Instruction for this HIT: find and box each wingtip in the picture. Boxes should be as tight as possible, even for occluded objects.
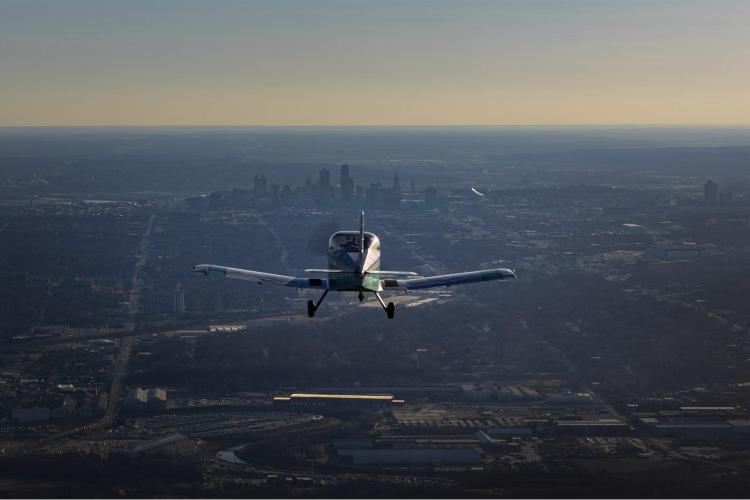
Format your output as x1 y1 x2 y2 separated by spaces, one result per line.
499 268 517 279
193 264 209 275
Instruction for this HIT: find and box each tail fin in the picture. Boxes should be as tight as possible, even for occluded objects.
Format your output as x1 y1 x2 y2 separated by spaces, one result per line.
359 210 365 274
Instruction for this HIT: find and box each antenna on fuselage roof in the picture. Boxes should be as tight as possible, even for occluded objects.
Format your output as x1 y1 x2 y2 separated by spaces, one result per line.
358 210 365 274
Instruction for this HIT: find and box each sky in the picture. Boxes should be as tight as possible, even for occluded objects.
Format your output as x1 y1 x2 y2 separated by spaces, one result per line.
1 0 748 126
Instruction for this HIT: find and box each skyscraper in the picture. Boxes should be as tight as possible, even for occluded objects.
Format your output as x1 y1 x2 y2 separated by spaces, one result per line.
391 172 402 209
318 168 331 190
173 284 185 314
317 168 331 203
340 164 354 201
704 179 718 205
253 175 268 197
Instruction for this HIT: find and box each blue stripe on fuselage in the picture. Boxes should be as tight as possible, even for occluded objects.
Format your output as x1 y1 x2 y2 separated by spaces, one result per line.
329 249 360 273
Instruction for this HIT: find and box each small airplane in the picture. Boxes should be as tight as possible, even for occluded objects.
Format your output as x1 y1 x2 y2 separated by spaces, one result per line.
193 211 515 319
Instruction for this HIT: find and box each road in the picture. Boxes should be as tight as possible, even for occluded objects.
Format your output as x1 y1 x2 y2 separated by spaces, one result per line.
102 214 154 421
31 214 154 450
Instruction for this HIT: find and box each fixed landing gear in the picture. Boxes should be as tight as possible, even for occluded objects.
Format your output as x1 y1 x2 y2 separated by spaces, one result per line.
307 290 395 319
375 292 395 319
307 290 328 317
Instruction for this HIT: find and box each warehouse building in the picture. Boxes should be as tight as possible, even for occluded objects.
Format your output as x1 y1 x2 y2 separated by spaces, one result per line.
273 393 404 408
124 387 168 411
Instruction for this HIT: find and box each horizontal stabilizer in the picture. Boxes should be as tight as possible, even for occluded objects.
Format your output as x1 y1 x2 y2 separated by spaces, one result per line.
305 269 418 277
374 271 420 277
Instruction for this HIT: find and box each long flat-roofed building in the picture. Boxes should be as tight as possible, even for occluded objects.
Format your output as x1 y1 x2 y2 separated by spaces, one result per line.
273 393 403 408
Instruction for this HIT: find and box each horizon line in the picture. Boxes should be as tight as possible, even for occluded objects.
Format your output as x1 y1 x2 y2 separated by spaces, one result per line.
2 122 750 130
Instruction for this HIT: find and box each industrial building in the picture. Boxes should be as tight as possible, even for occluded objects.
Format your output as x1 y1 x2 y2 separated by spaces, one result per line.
273 393 403 408
124 387 168 411
555 419 630 436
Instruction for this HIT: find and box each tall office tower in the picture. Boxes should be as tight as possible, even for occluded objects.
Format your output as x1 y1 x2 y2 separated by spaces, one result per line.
317 168 331 203
281 184 292 204
340 164 350 184
704 179 718 205
173 284 185 314
318 168 331 190
391 172 402 209
340 164 354 201
253 175 268 197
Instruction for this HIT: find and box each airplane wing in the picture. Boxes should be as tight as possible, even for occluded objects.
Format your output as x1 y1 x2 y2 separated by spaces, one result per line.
380 268 515 290
193 264 327 289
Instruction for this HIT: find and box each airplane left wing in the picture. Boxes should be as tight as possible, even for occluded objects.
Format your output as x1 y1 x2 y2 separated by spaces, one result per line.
380 268 515 290
193 264 328 289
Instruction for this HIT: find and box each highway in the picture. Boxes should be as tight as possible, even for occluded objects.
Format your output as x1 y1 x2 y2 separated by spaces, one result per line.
30 214 154 450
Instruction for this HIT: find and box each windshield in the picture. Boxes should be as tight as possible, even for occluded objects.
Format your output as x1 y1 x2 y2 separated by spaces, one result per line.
329 232 377 252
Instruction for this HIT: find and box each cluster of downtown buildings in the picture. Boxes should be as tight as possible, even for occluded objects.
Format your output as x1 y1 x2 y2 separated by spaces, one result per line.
185 164 450 211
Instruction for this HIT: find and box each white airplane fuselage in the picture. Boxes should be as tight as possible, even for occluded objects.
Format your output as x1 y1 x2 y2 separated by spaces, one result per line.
326 231 382 292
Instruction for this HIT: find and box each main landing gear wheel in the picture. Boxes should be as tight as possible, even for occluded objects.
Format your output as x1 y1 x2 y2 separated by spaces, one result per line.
307 290 328 318
374 292 395 319
386 302 395 319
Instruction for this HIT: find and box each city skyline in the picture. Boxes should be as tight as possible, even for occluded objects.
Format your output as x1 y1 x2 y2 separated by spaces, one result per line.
1 0 749 127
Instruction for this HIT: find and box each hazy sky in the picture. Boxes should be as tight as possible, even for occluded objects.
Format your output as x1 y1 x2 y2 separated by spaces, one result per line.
1 0 748 126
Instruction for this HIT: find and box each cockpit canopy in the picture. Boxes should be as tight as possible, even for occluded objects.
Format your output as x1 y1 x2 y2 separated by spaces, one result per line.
329 231 380 252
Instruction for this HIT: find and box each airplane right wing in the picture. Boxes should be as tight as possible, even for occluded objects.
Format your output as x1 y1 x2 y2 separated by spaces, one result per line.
380 268 515 290
193 264 328 289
